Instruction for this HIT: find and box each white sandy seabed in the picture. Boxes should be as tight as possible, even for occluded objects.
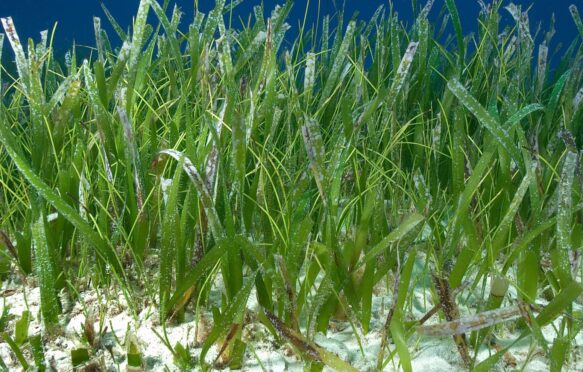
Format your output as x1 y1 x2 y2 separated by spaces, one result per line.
1 266 582 371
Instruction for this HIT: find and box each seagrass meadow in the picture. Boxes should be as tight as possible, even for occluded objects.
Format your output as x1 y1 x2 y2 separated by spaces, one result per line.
0 0 582 370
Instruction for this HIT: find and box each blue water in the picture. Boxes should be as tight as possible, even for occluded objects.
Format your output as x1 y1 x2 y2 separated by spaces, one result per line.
0 1 579 58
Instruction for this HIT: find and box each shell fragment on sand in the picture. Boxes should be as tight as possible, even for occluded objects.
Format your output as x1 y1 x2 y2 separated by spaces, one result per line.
417 302 534 337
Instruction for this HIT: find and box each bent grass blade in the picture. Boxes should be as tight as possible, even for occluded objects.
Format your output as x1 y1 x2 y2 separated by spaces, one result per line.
359 213 424 268
158 149 225 240
447 78 522 165
503 103 544 128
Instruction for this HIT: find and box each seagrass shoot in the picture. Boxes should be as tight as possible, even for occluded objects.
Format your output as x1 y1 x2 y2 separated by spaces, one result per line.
0 0 582 370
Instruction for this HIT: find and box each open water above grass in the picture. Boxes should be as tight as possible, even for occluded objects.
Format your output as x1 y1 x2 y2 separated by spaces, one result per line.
0 0 579 56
